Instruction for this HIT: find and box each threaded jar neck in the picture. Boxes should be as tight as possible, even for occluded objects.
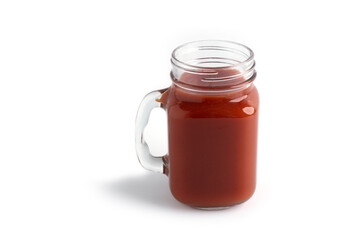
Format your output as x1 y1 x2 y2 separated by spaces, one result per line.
171 40 256 93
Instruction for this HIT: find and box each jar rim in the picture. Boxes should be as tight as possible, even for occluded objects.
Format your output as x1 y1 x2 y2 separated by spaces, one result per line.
171 40 255 72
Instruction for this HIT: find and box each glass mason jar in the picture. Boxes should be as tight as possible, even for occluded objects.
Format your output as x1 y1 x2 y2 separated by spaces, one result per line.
135 40 258 209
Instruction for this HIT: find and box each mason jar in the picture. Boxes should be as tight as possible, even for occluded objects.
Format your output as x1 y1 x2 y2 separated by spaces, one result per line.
136 40 259 209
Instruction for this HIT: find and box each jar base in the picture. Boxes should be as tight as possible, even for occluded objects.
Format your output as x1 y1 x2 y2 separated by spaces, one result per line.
190 201 246 210
192 206 232 210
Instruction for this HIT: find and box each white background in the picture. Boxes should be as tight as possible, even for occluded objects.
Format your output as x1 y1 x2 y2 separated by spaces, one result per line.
0 0 359 239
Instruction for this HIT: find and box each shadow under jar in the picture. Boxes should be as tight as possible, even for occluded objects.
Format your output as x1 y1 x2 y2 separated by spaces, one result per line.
135 40 259 209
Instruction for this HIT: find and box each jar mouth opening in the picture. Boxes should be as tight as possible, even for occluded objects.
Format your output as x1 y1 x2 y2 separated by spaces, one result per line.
171 40 254 72
170 40 256 91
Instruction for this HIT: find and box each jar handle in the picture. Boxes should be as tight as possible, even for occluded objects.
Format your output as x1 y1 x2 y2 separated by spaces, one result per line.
135 88 168 174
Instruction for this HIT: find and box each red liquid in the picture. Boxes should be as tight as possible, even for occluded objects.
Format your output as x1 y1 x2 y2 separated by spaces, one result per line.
161 70 259 207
